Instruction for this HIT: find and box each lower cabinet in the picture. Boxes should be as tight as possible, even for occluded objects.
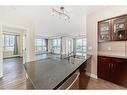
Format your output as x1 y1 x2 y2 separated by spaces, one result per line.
98 56 127 88
98 56 111 81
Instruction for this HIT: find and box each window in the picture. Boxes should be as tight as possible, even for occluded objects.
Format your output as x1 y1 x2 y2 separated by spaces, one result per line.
4 35 15 51
35 38 47 53
76 38 86 56
52 39 61 54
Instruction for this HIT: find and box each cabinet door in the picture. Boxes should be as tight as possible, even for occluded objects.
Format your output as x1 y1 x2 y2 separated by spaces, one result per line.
109 58 120 83
98 56 127 87
111 58 127 87
98 20 111 42
98 56 110 81
122 60 127 87
112 16 127 41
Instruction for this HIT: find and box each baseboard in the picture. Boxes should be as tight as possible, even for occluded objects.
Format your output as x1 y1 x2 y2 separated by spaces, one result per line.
86 72 98 79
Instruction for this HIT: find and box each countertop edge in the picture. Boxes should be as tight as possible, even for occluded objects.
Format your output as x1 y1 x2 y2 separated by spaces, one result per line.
98 54 127 59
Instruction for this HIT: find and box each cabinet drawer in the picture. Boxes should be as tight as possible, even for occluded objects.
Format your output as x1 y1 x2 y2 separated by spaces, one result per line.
113 58 126 63
98 56 111 62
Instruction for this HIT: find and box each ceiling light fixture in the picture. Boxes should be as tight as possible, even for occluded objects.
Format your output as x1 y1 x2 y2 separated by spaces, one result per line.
51 6 70 23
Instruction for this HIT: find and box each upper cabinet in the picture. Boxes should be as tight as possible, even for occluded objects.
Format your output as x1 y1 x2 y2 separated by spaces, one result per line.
98 15 127 42
112 16 127 41
98 20 111 42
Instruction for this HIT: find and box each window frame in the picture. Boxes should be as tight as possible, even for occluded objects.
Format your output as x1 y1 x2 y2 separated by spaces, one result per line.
35 38 47 53
4 34 15 51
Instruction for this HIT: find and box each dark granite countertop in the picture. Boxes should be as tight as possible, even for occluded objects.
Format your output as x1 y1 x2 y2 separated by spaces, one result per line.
24 54 91 89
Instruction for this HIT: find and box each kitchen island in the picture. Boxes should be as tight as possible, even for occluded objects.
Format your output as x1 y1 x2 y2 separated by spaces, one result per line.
24 54 91 89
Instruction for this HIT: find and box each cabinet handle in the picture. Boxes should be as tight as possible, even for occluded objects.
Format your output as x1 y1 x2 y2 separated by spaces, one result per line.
111 64 113 68
109 63 113 68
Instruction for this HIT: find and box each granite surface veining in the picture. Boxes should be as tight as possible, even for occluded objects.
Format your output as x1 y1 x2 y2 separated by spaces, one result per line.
24 54 91 89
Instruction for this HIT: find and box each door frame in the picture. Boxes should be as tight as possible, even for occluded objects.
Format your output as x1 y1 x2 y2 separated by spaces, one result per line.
0 24 29 77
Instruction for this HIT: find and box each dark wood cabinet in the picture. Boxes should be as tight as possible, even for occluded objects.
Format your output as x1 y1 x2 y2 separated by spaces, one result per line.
112 58 127 87
98 15 127 42
112 16 127 41
98 56 111 81
98 20 111 42
98 56 127 87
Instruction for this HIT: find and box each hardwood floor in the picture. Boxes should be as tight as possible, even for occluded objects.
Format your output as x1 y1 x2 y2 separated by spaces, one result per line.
0 57 26 89
86 77 126 89
0 57 126 89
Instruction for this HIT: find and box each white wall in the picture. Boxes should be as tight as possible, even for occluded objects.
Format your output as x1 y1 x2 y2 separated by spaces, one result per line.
86 6 127 77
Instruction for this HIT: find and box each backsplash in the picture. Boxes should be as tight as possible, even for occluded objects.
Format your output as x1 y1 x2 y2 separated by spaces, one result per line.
98 41 127 57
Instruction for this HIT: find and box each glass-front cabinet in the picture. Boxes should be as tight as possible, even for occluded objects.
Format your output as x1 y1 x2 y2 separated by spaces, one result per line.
98 20 111 42
112 16 127 41
98 15 127 42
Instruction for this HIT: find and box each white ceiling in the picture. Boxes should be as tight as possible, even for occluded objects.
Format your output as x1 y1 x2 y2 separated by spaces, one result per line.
0 6 106 37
